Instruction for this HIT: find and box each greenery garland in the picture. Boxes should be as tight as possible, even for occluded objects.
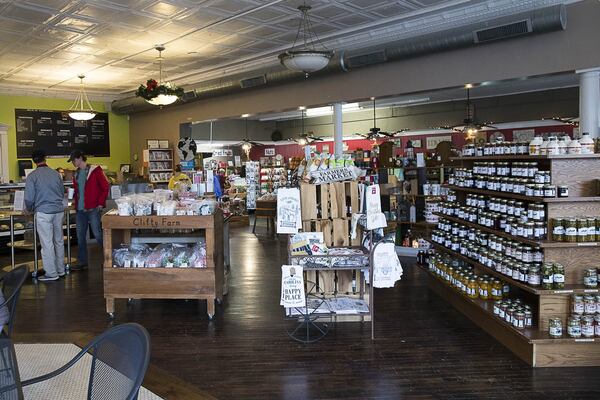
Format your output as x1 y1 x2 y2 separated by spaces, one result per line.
135 79 184 101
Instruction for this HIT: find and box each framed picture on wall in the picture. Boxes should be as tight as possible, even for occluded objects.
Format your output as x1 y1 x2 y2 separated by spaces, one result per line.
426 135 452 150
265 148 275 156
159 140 170 149
411 139 422 148
146 139 159 149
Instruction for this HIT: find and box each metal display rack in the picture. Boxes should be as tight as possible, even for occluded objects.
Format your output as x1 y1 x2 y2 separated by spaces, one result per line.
285 229 381 343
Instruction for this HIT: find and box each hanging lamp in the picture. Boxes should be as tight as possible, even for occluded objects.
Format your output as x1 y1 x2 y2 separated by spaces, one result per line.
278 2 333 77
136 45 183 106
68 74 96 121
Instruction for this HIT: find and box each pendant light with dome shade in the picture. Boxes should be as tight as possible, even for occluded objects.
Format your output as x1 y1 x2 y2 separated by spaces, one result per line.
278 2 333 77
135 45 184 107
68 74 96 121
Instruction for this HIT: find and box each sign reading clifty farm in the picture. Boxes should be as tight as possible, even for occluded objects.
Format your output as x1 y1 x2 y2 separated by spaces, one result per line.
132 217 182 228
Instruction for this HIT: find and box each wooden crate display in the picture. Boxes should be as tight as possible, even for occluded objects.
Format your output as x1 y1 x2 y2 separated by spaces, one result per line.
300 181 359 221
102 210 224 319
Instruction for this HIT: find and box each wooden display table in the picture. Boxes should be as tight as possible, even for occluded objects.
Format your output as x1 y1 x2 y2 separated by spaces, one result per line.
102 210 224 320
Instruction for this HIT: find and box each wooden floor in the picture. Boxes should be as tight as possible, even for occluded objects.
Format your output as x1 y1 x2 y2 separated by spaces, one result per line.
4 223 600 399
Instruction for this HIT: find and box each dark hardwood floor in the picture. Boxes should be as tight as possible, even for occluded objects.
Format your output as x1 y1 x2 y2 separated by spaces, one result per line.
4 222 600 399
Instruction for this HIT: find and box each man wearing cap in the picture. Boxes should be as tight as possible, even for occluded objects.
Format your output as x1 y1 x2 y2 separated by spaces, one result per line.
69 150 109 270
24 150 66 282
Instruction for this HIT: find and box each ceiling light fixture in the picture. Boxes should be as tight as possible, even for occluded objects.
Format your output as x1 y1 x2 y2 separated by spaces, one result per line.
278 2 333 77
135 45 183 107
68 74 96 121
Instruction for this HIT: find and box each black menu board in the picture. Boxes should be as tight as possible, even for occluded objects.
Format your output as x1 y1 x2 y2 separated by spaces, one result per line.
15 109 110 158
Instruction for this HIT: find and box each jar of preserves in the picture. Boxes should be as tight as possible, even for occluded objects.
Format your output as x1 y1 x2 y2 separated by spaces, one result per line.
491 280 503 300
581 315 595 338
596 218 600 242
584 294 597 314
577 218 589 243
553 263 565 289
564 218 578 243
519 265 529 282
532 247 543 263
567 316 582 338
528 266 541 286
584 268 598 288
596 294 600 312
503 283 510 298
505 307 515 324
534 222 546 240
479 280 490 300
542 263 554 289
524 309 533 327
498 302 508 319
513 311 526 329
552 218 565 242
543 184 556 198
558 185 569 197
588 218 597 242
549 317 563 338
595 314 600 338
467 278 478 299
572 294 585 315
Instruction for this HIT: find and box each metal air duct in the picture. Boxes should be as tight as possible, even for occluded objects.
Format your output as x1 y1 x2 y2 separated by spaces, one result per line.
112 4 566 115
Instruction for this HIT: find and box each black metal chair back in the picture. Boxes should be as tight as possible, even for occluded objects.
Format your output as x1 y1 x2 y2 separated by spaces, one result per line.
22 323 150 400
88 323 151 400
1 266 29 338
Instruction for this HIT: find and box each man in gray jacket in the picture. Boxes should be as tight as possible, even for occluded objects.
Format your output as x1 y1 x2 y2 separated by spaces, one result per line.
24 149 66 282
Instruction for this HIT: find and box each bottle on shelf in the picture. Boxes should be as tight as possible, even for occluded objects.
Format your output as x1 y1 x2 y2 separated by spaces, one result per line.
529 134 543 155
546 136 559 156
580 132 595 154
567 138 582 155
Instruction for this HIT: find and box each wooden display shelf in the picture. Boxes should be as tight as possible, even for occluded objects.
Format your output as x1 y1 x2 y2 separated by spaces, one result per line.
418 263 600 367
445 185 600 203
451 154 600 161
102 210 224 320
148 169 173 172
426 240 595 295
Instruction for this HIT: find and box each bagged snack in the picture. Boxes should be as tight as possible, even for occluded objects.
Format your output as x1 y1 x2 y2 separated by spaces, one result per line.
145 244 173 268
188 243 207 268
172 244 191 268
133 194 153 216
116 195 133 216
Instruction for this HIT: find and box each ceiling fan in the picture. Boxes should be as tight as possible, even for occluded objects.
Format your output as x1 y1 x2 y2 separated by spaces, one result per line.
289 108 324 145
235 116 264 152
446 85 498 136
355 98 408 140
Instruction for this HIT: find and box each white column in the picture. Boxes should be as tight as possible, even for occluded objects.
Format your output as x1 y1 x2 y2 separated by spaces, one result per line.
578 68 600 138
333 102 343 157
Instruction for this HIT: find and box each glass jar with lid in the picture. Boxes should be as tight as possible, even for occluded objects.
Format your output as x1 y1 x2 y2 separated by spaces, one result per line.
542 263 554 290
564 218 578 243
553 263 565 289
491 280 503 300
584 268 598 288
519 265 529 283
581 315 595 338
577 218 589 243
513 312 526 329
528 266 541 286
595 314 600 338
552 218 565 242
584 294 597 314
505 307 515 324
479 280 490 300
568 316 582 338
587 218 597 242
549 317 563 338
572 294 585 315
467 278 478 299
524 309 533 327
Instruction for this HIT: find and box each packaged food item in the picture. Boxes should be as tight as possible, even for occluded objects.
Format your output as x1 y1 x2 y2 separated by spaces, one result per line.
133 194 153 216
116 196 134 216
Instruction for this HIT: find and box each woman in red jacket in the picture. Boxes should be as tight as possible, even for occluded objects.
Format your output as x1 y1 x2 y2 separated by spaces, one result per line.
69 150 109 271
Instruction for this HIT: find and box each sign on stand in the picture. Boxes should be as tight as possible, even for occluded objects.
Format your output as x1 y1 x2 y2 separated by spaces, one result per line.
280 265 306 308
309 166 358 184
277 188 302 234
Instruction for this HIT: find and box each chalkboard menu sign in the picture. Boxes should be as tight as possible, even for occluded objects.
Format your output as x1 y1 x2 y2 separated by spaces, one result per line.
15 109 110 159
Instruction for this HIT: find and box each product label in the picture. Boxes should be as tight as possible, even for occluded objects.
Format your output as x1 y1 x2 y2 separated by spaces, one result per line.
574 303 585 314
553 274 565 283
549 326 562 336
565 227 577 236
582 326 594 337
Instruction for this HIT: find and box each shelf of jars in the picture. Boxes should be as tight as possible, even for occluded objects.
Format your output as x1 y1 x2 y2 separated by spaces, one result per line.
425 239 596 296
416 262 600 344
421 139 600 367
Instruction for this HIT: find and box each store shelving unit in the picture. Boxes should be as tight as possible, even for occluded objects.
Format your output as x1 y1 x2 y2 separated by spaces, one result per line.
102 209 224 320
147 148 174 184
423 153 600 367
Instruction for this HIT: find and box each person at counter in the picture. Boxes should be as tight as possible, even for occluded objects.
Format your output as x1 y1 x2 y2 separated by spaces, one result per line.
168 164 191 190
24 150 66 282
68 149 109 271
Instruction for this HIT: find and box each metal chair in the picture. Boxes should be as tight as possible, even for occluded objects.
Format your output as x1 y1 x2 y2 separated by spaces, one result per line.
0 266 29 338
22 323 151 400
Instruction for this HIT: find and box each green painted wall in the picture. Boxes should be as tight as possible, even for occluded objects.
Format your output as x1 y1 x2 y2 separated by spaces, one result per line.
0 94 130 181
